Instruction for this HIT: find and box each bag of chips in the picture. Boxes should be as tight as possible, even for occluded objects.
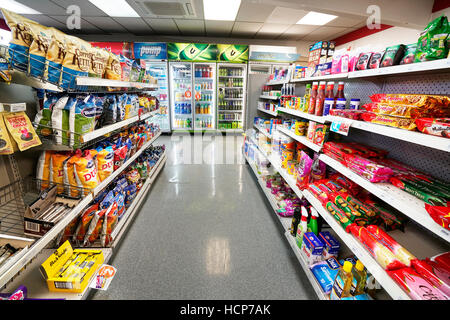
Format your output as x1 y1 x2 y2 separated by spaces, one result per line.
46 28 68 85
61 36 92 90
101 202 119 247
89 47 109 78
124 183 137 209
51 95 70 145
84 207 106 246
415 15 450 62
51 152 71 194
34 94 59 137
71 149 99 194
28 24 53 78
3 111 41 151
0 53 12 83
69 95 96 148
95 145 114 182
73 203 98 243
36 150 53 189
104 51 121 80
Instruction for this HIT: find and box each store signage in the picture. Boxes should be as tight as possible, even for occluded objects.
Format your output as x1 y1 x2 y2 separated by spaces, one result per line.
217 44 249 63
168 43 217 61
330 119 352 136
132 42 167 60
249 51 300 63
90 41 133 58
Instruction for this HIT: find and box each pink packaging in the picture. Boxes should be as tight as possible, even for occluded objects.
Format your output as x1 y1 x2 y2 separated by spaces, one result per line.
331 49 349 74
412 259 450 297
296 151 313 190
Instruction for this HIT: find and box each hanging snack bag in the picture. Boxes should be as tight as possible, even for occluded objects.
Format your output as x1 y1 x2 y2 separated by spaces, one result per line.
51 152 71 194
400 44 417 64
51 95 70 145
415 15 450 62
36 150 53 189
100 190 115 210
3 111 41 151
0 113 17 155
72 149 99 194
34 94 59 137
380 45 406 67
119 55 132 82
28 25 53 78
46 28 68 85
89 47 109 78
115 192 125 218
126 169 142 191
124 183 137 209
117 94 127 121
64 151 81 198
61 36 92 90
105 51 121 80
69 95 96 148
95 145 114 182
73 203 98 243
101 95 118 126
1 9 36 71
114 144 128 171
84 206 108 246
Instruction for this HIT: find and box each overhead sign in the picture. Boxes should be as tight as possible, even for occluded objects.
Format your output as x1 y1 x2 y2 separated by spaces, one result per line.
90 41 133 58
249 51 300 63
168 43 217 61
217 44 249 63
132 42 167 60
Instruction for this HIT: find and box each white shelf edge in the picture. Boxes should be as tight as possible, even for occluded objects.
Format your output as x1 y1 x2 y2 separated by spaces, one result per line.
76 76 158 89
259 95 280 100
277 126 322 153
319 154 450 243
253 124 272 139
302 190 410 300
291 73 349 83
257 107 278 117
277 107 327 124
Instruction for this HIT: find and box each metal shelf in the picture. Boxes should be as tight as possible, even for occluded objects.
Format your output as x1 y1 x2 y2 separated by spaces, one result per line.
277 126 322 153
257 107 278 117
253 124 272 139
259 95 280 100
265 79 289 85
291 73 349 83
319 154 450 243
277 107 327 123
76 77 158 90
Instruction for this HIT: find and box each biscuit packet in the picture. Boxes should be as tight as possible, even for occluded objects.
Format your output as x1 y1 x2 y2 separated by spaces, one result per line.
3 111 41 151
89 47 109 78
46 28 68 85
104 51 121 81
1 8 36 71
28 24 53 79
61 36 92 90
0 113 17 155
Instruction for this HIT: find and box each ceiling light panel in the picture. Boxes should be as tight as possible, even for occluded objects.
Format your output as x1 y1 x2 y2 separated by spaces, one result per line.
203 0 241 21
88 0 140 17
296 11 337 25
0 0 41 14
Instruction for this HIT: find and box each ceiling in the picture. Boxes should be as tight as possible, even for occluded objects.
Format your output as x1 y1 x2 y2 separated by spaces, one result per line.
1 0 368 41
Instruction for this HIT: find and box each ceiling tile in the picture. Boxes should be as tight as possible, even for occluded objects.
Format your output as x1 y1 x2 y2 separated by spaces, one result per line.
278 24 320 40
231 22 263 37
205 20 234 36
257 23 290 35
326 16 366 28
113 17 152 34
50 15 104 33
174 19 205 36
265 7 308 24
235 2 275 22
50 0 109 17
299 26 349 41
22 14 68 30
144 18 180 35
16 0 67 15
83 16 128 33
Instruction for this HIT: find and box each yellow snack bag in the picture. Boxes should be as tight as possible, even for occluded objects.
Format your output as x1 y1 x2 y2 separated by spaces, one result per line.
104 51 121 80
0 113 17 155
95 146 114 182
72 150 99 195
29 24 53 79
51 152 71 194
64 153 79 198
36 150 53 189
46 28 68 85
3 111 41 151
61 36 92 90
89 47 109 78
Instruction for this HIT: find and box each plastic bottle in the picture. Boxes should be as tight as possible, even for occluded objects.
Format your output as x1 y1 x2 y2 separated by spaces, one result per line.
330 261 354 300
325 81 335 99
314 81 326 116
351 260 367 296
290 207 302 237
303 84 312 113
307 207 319 235
308 82 318 114
295 206 309 248
335 81 346 102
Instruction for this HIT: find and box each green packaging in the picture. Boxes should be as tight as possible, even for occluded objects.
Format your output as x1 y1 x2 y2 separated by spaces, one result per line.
415 15 450 62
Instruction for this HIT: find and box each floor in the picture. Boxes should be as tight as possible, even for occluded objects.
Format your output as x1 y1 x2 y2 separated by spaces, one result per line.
91 133 316 300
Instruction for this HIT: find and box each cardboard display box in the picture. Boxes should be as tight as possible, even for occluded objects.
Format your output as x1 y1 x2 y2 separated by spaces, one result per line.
0 233 35 276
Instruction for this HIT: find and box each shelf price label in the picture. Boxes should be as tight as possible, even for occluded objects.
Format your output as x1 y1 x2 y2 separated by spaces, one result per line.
330 118 352 136
90 264 117 291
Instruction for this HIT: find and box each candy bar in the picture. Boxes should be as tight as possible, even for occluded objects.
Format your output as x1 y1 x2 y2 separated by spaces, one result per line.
416 118 450 138
361 112 417 130
390 176 448 206
324 202 352 232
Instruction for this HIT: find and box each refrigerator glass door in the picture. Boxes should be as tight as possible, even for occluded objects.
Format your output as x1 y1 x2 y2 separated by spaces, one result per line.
193 62 216 130
169 62 193 130
217 63 247 131
146 61 170 132
249 63 271 74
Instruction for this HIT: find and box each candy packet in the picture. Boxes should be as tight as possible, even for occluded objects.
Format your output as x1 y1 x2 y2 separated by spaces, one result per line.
0 113 17 155
3 111 41 151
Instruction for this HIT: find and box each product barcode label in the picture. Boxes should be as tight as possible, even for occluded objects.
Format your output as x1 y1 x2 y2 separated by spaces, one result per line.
25 221 40 232
54 282 73 289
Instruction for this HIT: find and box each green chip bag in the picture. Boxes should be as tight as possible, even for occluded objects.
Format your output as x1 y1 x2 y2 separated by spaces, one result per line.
415 15 450 62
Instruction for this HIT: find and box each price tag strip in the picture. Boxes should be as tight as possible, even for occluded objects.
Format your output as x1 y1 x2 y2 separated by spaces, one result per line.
330 118 353 136
90 264 117 291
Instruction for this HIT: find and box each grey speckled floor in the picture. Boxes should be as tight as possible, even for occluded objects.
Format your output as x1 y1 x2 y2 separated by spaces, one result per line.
91 134 316 300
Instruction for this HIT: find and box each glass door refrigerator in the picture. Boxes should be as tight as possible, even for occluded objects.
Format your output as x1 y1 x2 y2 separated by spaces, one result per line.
193 62 216 130
217 63 247 132
146 61 170 132
169 62 193 130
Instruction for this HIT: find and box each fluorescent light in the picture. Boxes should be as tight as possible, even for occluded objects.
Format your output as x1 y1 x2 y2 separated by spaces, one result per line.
89 0 140 17
1 0 41 14
296 11 337 25
203 0 241 21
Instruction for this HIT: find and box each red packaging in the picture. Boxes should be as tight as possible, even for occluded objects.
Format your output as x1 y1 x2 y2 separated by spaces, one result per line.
317 183 333 195
425 204 450 230
426 258 450 286
388 267 449 300
431 252 450 272
368 51 384 69
114 145 128 170
355 52 373 70
102 202 119 247
308 184 329 205
74 203 99 242
350 224 405 270
415 118 450 138
324 180 348 193
412 259 450 297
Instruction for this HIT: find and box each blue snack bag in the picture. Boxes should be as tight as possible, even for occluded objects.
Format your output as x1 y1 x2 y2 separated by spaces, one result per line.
124 183 137 209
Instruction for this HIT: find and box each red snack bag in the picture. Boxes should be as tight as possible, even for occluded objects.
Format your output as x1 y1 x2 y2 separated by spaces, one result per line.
387 267 449 300
350 224 405 270
431 252 450 272
101 202 119 247
317 183 333 195
307 184 329 205
366 225 416 267
58 216 79 246
425 258 450 286
325 180 348 193
114 145 128 170
425 204 450 230
74 203 98 243
412 259 450 297
355 52 373 71
415 118 450 138
85 207 107 246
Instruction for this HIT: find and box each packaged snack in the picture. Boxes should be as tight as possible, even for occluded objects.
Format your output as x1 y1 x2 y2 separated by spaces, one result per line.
105 51 121 80
366 225 416 267
3 111 42 151
328 193 367 226
425 204 450 230
310 257 342 294
84 207 107 246
415 15 450 62
308 184 329 204
400 43 417 64
329 109 364 120
361 112 417 130
363 102 449 119
100 191 115 210
89 47 109 78
28 25 53 78
355 52 372 71
119 55 132 82
390 176 447 206
295 151 313 190
325 202 352 232
101 95 118 126
35 94 59 137
57 216 79 246
415 118 450 138
368 50 384 69
324 180 347 194
46 28 68 85
71 149 99 194
51 96 70 145
101 202 119 247
426 257 450 286
342 194 377 221
380 45 405 67
369 93 450 108
1 9 36 71
318 231 340 259
0 53 12 83
124 183 137 209
366 201 406 231
300 232 325 266
114 145 128 171
350 225 405 270
126 169 141 186
430 251 450 271
36 150 53 189
313 124 329 146
69 96 96 148
388 267 449 300
0 113 16 155
61 36 92 90
306 121 316 141
73 203 98 242
412 259 450 296
95 145 114 182
115 193 125 219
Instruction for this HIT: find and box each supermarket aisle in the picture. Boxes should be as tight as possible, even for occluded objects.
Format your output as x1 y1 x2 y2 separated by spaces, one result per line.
91 134 316 300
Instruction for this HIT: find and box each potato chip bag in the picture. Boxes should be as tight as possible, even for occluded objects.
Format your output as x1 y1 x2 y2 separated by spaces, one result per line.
95 145 114 182
101 202 119 247
51 95 70 145
57 215 79 246
72 150 99 194
34 94 59 137
51 152 71 194
28 24 53 78
85 205 110 246
46 28 68 85
73 203 98 243
61 36 92 90
3 111 41 151
64 151 81 197
89 47 109 78
0 54 12 83
69 96 96 148
36 150 53 189
105 51 121 80
0 113 16 155
1 9 36 71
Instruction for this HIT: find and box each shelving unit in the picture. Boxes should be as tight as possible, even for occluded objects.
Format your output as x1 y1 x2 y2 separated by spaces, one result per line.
75 77 158 90
257 106 278 117
291 73 349 83
277 107 327 123
253 124 272 139
277 126 322 153
259 95 280 100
